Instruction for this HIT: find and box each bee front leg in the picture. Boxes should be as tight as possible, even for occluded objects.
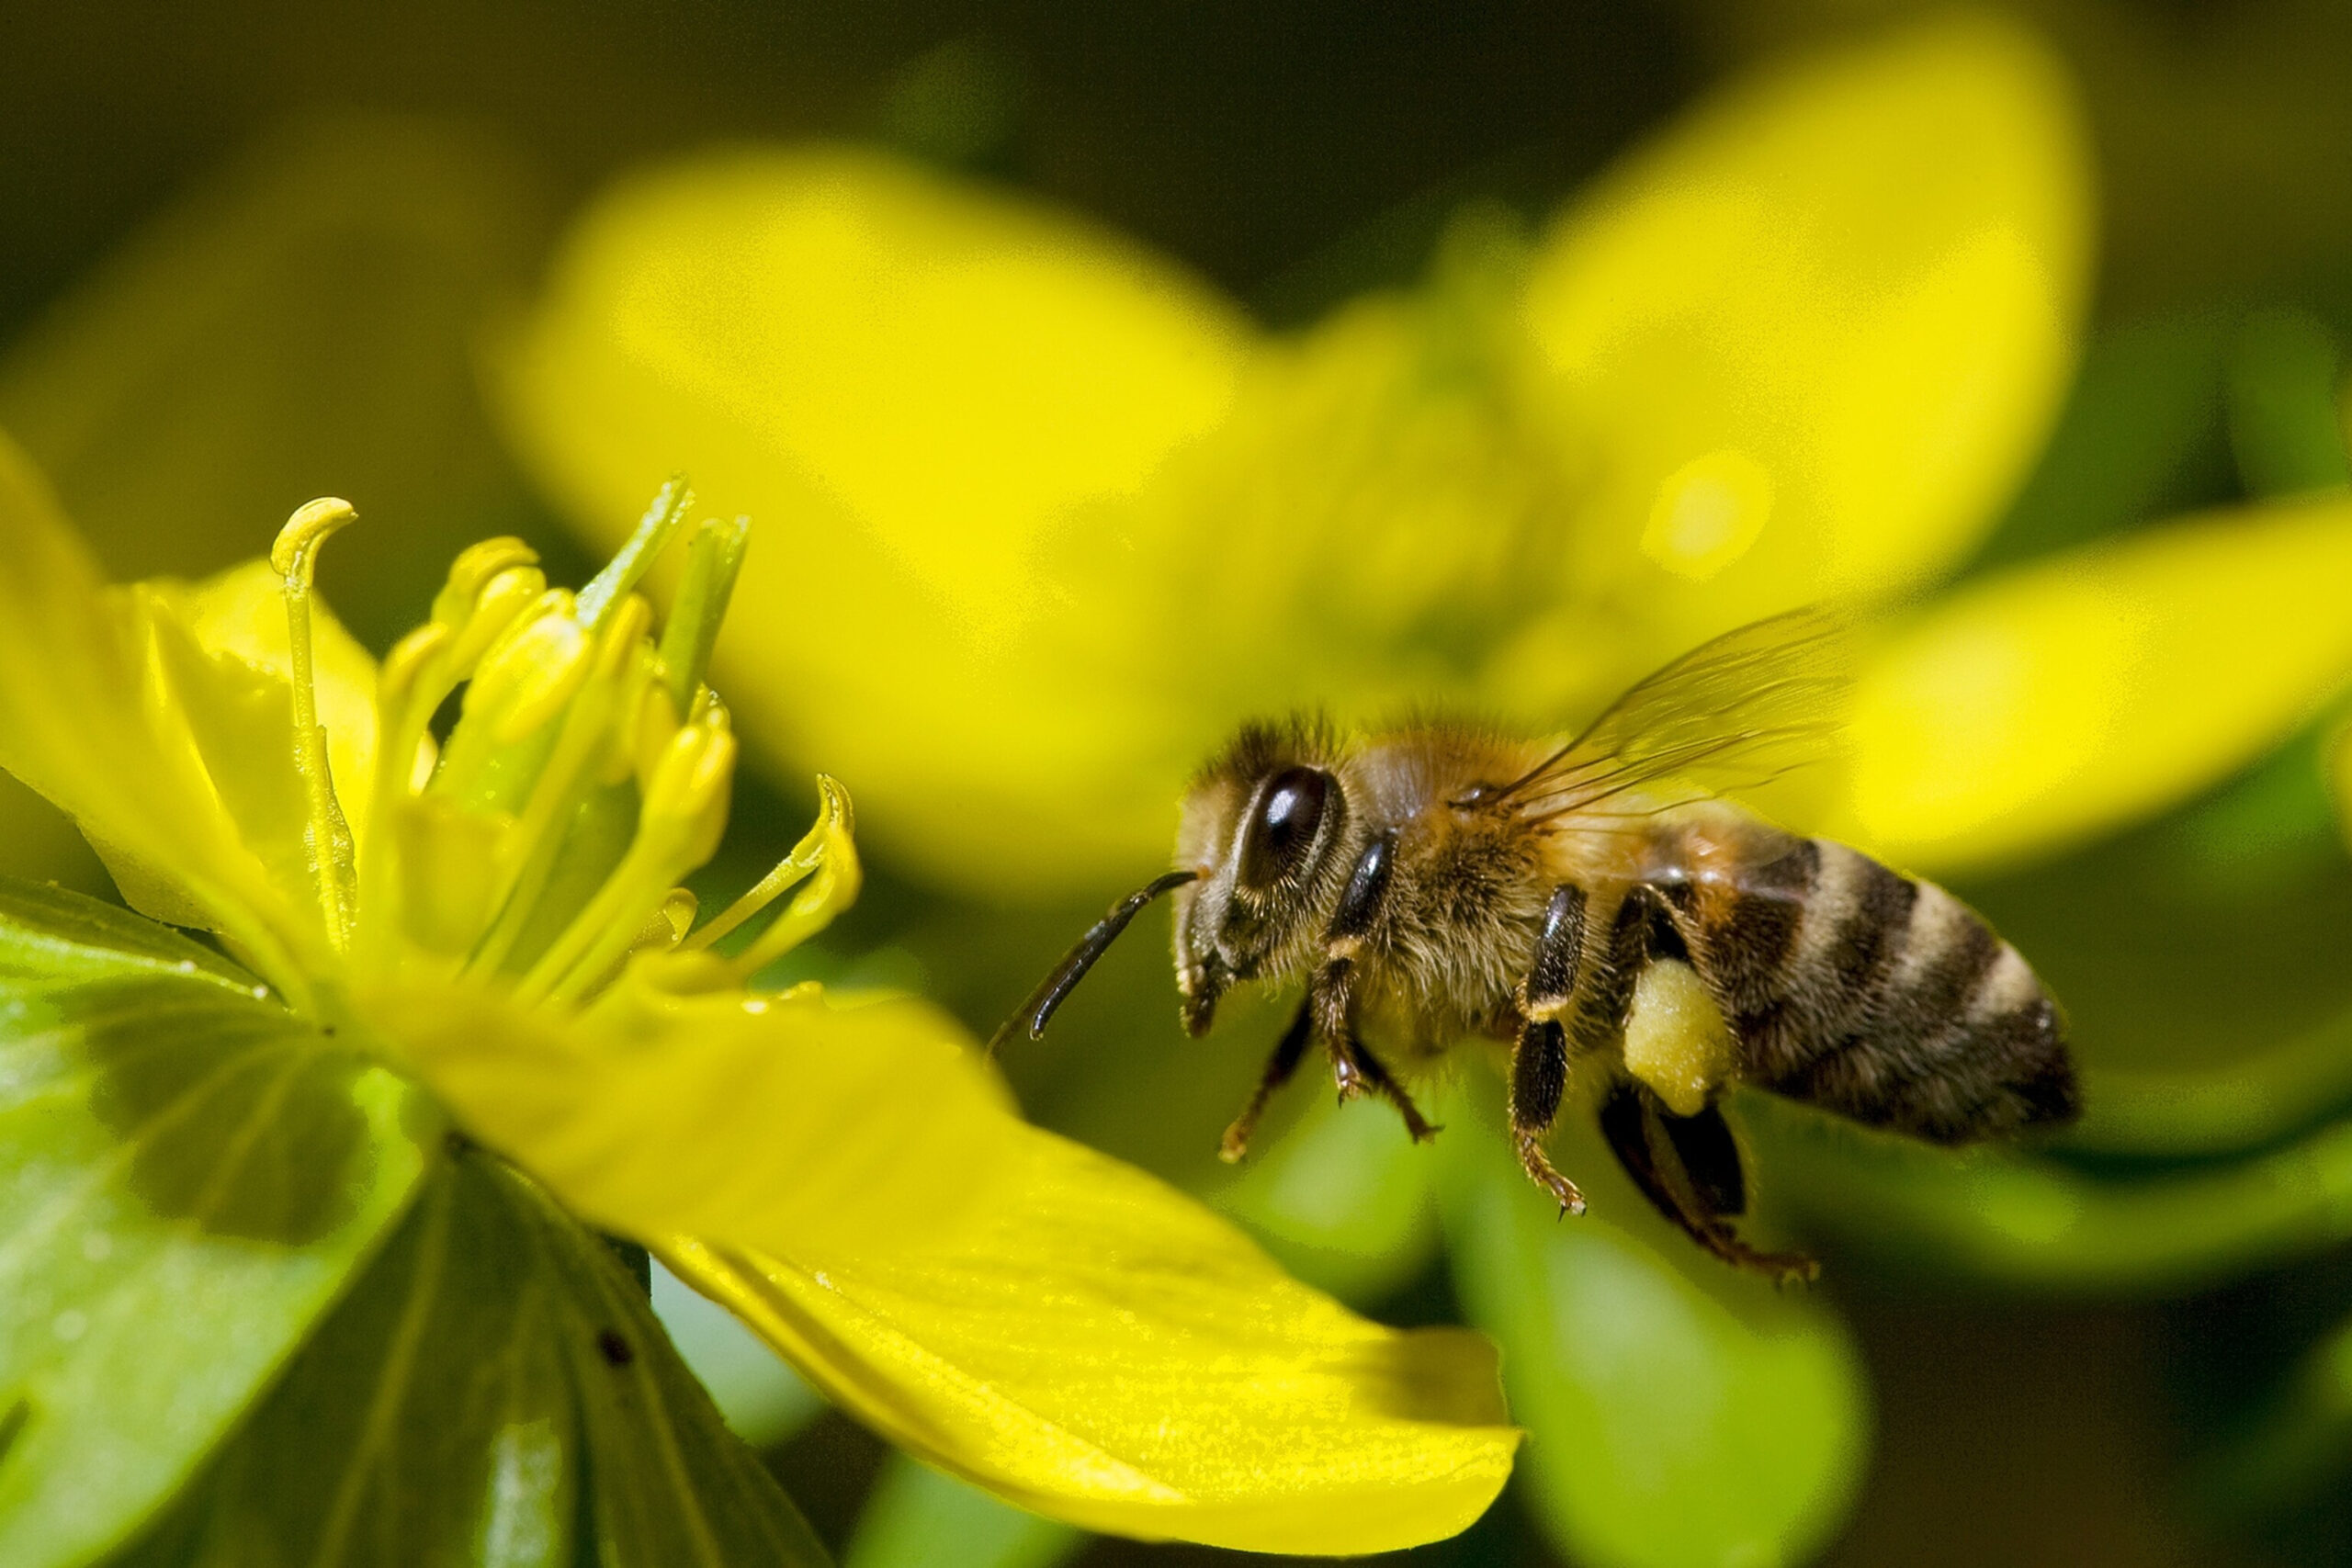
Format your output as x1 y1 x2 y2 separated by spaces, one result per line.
1308 829 1439 1143
1300 954 1439 1139
1219 996 1314 1163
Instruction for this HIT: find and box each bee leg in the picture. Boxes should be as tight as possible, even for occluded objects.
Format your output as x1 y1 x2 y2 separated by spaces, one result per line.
1343 1032 1442 1145
1510 886 1589 1215
1219 996 1315 1162
1655 1097 1747 1216
1510 1019 1583 1215
1308 957 1371 1104
1309 830 1402 1110
1598 1083 1817 1284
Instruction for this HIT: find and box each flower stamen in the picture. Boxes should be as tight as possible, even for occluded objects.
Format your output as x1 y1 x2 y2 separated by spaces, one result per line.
514 719 737 1008
684 775 860 976
270 496 361 952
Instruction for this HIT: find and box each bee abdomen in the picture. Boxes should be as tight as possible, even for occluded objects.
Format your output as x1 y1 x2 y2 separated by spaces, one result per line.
1671 837 2078 1145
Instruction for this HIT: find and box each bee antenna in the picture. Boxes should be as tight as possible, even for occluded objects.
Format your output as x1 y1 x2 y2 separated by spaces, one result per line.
986 870 1200 1056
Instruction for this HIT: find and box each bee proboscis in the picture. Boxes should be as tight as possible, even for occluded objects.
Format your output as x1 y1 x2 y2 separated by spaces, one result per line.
990 612 2080 1280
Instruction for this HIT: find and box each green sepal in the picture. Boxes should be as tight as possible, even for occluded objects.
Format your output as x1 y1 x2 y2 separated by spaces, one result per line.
112 1150 833 1567
0 878 430 1568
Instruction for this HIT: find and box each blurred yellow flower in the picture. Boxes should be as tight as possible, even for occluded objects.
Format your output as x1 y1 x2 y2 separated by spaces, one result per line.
0 441 1516 1558
503 14 2109 898
503 13 2352 899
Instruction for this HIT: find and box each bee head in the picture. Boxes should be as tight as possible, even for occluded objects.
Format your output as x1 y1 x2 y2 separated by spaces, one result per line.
1172 717 1352 1036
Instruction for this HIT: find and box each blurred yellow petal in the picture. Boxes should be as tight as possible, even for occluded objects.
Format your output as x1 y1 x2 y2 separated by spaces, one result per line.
663 1126 1515 1555
0 117 551 642
366 966 1023 1263
1516 14 2091 634
501 146 1252 894
506 144 1248 623
1847 494 2352 872
0 436 323 981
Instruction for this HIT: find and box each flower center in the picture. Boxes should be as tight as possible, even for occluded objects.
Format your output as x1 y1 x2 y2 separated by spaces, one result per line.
269 482 854 1008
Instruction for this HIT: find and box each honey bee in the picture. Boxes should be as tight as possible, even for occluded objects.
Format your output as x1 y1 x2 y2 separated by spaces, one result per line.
991 612 2079 1280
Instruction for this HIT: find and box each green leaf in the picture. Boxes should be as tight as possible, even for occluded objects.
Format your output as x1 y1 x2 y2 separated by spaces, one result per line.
114 1150 832 1567
2224 308 2352 499
2074 1000 2352 1158
1439 1092 1867 1568
845 1455 1080 1568
1747 1092 2352 1294
0 878 429 1568
2189 1304 2352 1522
1208 1089 1443 1305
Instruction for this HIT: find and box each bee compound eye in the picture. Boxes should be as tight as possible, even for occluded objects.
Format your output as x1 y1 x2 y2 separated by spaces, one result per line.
1238 766 1330 892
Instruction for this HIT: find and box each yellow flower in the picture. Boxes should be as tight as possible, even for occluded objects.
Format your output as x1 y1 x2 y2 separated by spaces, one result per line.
495 13 2352 1566
0 441 1517 1563
503 15 2101 901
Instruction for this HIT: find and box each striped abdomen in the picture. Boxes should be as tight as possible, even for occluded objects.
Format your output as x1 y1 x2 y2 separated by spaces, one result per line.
1657 828 2079 1145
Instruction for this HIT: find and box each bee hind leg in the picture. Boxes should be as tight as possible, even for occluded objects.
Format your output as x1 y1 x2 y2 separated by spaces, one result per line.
1219 996 1314 1162
1598 1083 1816 1284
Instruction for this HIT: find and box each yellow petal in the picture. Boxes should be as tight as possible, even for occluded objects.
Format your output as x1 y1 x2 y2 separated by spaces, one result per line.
500 146 1251 894
0 436 323 981
662 1126 1516 1555
144 558 383 852
1846 494 2352 872
364 966 1024 1264
1516 14 2091 634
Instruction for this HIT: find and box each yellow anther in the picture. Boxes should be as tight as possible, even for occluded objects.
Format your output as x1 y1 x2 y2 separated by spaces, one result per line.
629 681 684 788
513 722 738 1009
469 604 594 746
594 593 655 680
445 566 549 677
433 536 541 624
380 624 451 707
642 724 736 829
269 497 358 578
596 643 661 788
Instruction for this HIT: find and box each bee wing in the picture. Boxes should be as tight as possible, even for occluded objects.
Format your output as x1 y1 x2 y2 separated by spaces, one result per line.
1493 609 1849 818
